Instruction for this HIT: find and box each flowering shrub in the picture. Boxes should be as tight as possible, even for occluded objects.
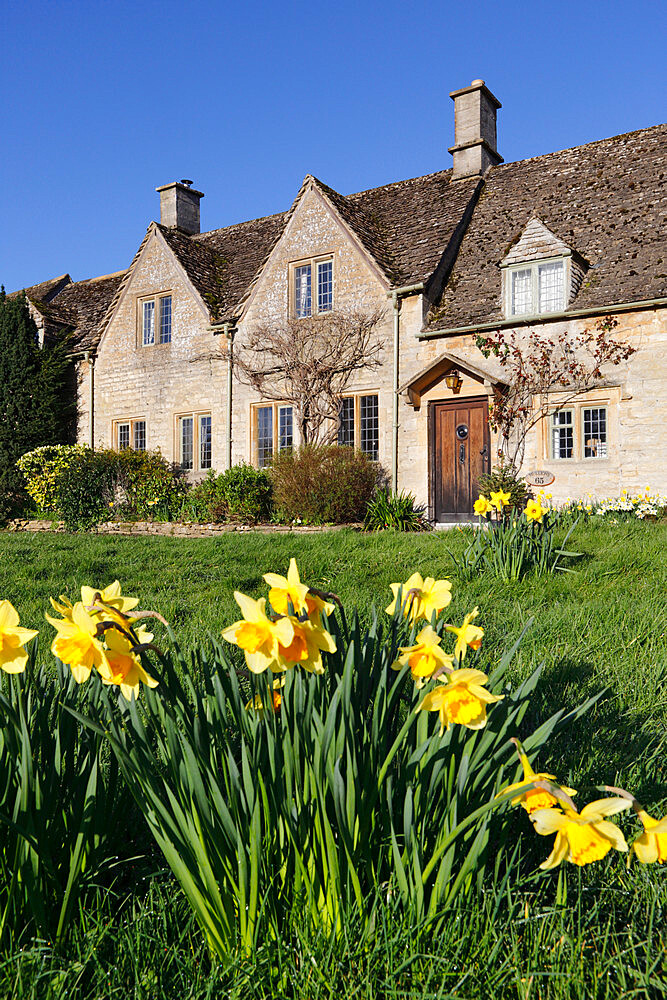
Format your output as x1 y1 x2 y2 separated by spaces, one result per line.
17 445 187 528
17 444 89 512
1 568 664 959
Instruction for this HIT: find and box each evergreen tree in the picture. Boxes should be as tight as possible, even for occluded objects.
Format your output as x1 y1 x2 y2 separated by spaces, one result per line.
0 289 74 508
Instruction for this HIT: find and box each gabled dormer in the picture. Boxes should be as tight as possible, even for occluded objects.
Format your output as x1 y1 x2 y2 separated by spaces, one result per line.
500 218 588 319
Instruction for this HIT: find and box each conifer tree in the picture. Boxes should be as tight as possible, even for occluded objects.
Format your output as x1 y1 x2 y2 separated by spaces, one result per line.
0 289 74 507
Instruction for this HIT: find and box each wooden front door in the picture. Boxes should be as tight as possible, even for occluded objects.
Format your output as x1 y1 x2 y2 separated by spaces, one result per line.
431 398 490 521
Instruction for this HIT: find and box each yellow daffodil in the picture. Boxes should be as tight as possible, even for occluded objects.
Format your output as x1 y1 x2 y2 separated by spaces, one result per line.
490 489 511 511
46 602 111 683
277 618 336 675
103 628 158 701
386 573 452 623
503 752 577 814
222 592 294 674
417 668 503 734
530 797 631 868
49 595 74 619
474 495 492 517
80 581 140 615
629 810 667 864
525 499 544 523
304 591 336 626
0 600 38 674
391 625 454 687
263 558 311 617
245 677 284 716
445 607 483 661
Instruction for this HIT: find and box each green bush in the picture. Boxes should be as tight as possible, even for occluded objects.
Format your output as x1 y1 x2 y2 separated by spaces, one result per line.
271 445 379 524
364 489 430 532
186 464 273 523
18 445 187 530
17 444 88 513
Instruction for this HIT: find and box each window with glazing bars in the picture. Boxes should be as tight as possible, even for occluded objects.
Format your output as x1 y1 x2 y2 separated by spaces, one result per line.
295 265 312 318
551 410 574 459
317 261 333 312
360 394 379 460
337 397 355 447
159 296 172 343
180 416 194 470
583 407 607 458
200 415 212 469
278 406 293 452
117 423 130 449
508 260 566 316
142 301 155 345
133 421 146 451
256 406 273 467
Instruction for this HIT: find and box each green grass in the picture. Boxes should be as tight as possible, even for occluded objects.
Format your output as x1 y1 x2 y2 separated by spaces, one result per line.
0 520 665 998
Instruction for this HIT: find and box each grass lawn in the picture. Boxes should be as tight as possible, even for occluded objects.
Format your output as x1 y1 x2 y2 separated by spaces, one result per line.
1 519 665 998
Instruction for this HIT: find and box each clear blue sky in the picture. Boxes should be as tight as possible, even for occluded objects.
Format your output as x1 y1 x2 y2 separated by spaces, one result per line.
2 0 665 292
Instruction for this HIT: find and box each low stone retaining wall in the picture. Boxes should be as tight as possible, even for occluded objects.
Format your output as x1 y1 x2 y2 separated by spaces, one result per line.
6 518 362 538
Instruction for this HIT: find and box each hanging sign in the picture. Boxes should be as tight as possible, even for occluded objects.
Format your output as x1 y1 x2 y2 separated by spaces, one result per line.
526 470 555 487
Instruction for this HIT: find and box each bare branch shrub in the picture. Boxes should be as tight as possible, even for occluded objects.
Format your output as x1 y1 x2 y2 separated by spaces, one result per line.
234 308 386 444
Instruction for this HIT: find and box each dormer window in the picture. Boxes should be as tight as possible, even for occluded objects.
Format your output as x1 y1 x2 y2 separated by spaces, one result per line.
501 218 588 320
292 257 333 317
507 259 566 317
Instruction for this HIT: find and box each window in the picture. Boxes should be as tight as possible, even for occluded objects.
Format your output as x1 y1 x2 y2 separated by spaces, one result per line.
582 407 607 458
506 260 566 317
177 412 211 471
551 410 574 459
114 418 147 451
200 415 212 469
292 258 333 317
549 405 609 460
133 420 146 452
253 403 294 467
337 393 379 460
141 294 172 346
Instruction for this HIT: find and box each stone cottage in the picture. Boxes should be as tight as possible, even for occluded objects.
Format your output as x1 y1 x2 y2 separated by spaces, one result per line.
11 80 667 520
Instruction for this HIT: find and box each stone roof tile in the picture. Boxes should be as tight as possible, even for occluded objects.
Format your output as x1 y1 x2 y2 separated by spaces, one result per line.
428 123 667 330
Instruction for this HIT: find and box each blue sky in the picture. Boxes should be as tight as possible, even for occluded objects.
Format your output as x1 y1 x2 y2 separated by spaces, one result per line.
2 0 665 292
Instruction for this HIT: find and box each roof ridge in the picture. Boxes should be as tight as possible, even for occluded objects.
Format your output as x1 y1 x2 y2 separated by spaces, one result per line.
195 209 287 241
493 122 667 172
60 269 127 289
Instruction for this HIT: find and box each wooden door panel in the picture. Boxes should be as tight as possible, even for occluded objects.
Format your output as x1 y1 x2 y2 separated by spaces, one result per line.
432 397 489 520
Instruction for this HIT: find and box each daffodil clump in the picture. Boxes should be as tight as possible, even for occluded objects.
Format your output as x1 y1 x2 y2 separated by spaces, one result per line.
222 558 337 677
45 580 159 700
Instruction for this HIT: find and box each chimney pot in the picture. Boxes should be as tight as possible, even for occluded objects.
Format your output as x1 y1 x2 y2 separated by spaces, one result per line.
155 180 204 234
448 80 503 181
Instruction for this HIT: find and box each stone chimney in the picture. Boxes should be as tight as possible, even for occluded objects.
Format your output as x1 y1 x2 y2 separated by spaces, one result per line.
155 179 204 234
449 80 503 180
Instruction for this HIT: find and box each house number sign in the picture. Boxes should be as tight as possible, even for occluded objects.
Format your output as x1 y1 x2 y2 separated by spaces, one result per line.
526 470 555 487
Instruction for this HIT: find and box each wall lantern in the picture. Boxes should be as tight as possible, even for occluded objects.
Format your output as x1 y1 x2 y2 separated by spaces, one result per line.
445 369 463 393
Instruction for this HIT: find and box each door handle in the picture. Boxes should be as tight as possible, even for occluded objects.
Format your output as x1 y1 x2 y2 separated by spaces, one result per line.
459 442 466 464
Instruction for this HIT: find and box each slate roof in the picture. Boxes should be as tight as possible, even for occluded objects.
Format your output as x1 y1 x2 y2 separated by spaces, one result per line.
12 121 667 350
428 123 667 331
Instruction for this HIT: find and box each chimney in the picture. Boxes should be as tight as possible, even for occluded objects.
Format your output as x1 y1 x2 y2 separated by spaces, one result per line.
155 179 204 234
448 80 503 181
